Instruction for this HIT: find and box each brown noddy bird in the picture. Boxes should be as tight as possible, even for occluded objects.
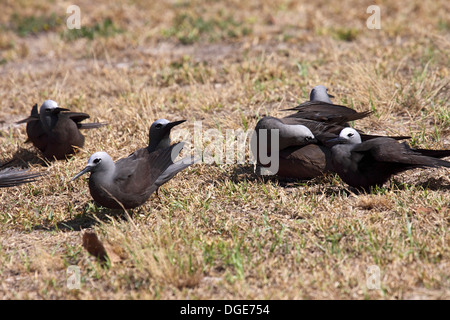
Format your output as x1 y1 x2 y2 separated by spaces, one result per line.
330 127 450 190
71 120 196 209
0 168 46 187
16 100 106 160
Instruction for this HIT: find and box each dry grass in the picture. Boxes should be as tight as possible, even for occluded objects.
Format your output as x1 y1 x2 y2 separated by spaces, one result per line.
0 0 449 299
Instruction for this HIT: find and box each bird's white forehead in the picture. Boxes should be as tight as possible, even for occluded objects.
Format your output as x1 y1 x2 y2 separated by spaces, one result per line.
88 151 110 163
154 119 170 124
41 100 58 110
312 85 327 92
152 119 170 126
340 127 359 137
292 124 314 137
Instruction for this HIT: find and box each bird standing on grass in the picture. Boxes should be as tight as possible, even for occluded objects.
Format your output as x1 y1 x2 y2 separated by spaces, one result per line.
71 119 197 209
17 100 106 160
329 127 450 190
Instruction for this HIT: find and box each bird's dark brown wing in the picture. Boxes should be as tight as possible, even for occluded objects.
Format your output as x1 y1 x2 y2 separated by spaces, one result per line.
284 101 356 113
331 142 410 189
281 117 410 144
113 142 184 198
410 148 450 159
280 117 345 137
360 133 411 141
283 101 373 124
63 112 107 129
65 112 90 123
352 138 450 168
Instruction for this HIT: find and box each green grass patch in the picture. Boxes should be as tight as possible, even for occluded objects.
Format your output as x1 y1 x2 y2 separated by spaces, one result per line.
316 26 359 42
333 27 359 42
162 12 252 44
9 12 63 37
61 18 123 41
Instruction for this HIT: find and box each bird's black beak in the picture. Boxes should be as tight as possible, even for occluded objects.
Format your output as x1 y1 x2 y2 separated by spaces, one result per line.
71 165 94 181
166 119 186 131
51 107 70 114
327 137 346 144
327 93 335 99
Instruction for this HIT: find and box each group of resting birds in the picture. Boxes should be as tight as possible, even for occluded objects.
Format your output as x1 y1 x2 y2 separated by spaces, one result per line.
1 85 449 211
253 85 450 190
3 100 196 209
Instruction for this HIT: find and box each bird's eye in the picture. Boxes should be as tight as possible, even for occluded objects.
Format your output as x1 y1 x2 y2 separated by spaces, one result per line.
348 133 354 137
93 158 101 164
155 124 163 129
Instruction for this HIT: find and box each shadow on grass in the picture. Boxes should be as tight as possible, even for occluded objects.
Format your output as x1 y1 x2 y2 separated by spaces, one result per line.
0 147 47 169
391 177 450 191
225 163 332 186
229 165 450 193
219 164 315 185
34 201 133 232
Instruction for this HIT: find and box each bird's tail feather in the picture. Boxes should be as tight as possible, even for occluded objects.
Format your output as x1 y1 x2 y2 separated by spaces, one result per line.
344 110 373 122
16 116 36 124
0 169 46 188
78 122 108 129
361 134 411 141
401 154 450 168
16 104 40 124
413 149 450 159
155 156 199 187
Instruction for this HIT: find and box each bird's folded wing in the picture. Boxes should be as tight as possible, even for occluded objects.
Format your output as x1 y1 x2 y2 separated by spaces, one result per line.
65 112 91 123
283 101 354 113
360 133 411 141
63 112 107 129
352 138 450 167
281 117 344 136
283 101 373 124
113 142 186 195
410 148 450 159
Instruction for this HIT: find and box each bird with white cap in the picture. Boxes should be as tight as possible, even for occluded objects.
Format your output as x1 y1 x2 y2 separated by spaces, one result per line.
17 100 106 160
329 127 450 190
71 119 197 209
